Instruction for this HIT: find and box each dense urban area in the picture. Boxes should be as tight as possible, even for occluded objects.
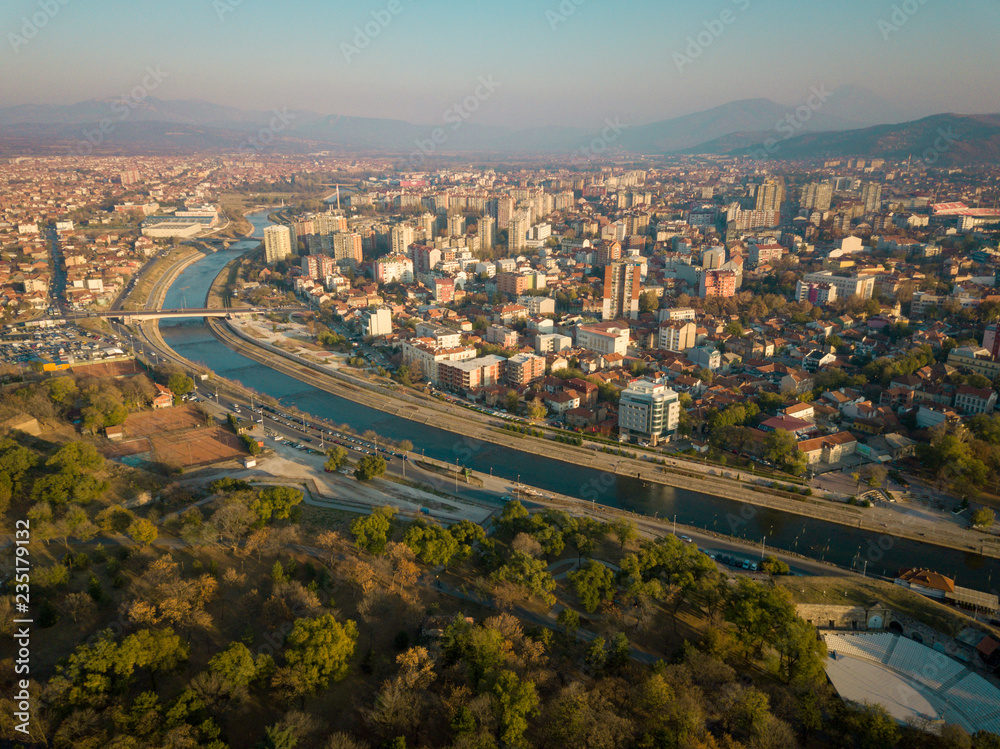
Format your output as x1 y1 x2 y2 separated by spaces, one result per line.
3 151 1000 749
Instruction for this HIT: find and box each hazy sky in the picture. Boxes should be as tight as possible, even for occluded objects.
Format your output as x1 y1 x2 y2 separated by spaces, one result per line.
4 0 1000 128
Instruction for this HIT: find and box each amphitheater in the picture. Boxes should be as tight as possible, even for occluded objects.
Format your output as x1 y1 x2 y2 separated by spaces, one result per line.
823 632 1000 734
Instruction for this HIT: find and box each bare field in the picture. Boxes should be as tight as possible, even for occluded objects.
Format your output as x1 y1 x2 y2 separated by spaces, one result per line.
121 404 206 438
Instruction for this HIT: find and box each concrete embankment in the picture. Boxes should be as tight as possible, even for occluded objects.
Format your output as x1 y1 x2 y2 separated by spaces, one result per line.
205 317 1000 562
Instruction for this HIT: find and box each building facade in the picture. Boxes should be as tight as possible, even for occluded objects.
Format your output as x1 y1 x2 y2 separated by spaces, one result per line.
618 378 680 445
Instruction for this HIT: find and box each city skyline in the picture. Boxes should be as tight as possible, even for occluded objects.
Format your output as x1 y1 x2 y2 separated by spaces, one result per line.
4 0 1000 129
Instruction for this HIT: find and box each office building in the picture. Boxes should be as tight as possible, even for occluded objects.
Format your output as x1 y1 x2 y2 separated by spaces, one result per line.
618 378 680 445
264 225 293 264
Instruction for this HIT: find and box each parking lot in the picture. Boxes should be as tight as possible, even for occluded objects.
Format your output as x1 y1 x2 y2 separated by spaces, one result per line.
0 323 127 371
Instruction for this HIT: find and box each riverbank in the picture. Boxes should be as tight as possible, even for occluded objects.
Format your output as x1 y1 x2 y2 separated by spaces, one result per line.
207 316 1000 562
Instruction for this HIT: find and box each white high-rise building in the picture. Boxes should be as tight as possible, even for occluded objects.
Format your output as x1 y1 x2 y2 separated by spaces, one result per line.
448 214 466 237
419 213 436 242
264 225 293 264
391 224 415 255
479 215 495 250
509 211 529 252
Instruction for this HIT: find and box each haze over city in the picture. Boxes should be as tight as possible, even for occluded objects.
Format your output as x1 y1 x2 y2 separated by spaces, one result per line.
5 0 1000 128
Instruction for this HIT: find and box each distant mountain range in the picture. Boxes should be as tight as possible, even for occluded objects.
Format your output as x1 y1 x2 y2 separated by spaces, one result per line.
1 89 998 166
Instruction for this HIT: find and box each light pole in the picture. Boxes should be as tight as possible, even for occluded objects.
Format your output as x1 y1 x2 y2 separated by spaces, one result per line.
761 536 766 559
673 514 676 536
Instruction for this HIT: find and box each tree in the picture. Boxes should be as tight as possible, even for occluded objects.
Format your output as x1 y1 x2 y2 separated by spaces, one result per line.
211 500 257 551
60 592 96 623
506 390 520 414
638 291 658 314
127 518 158 546
760 555 790 577
281 614 359 697
450 518 488 559
355 454 387 482
526 398 547 421
724 578 797 657
763 428 799 469
608 517 637 549
972 508 996 528
47 441 104 473
557 608 580 641
351 506 396 555
324 446 348 472
775 618 827 686
491 551 556 606
403 520 460 567
167 373 194 397
568 560 616 613
252 486 304 524
844 702 900 749
491 670 539 749
208 642 261 693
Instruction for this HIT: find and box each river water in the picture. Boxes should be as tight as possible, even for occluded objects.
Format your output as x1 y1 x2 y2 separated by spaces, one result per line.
157 211 998 592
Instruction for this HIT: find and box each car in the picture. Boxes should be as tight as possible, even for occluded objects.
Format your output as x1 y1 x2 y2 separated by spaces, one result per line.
679 534 693 543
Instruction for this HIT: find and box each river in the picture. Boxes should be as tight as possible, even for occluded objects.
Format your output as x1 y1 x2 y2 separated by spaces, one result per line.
157 211 998 593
